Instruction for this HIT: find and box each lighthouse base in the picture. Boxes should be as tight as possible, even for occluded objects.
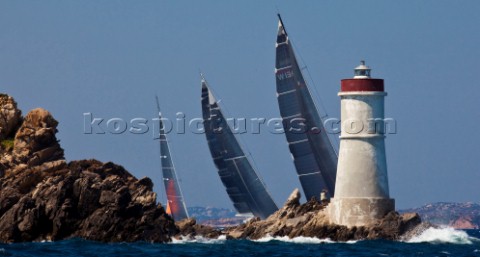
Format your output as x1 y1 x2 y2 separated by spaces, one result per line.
327 198 395 227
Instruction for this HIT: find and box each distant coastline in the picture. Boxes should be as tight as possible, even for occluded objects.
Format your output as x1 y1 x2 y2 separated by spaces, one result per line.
188 203 480 229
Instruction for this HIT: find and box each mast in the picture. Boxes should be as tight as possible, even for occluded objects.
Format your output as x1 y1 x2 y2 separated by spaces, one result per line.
275 14 338 200
156 96 189 221
201 76 278 219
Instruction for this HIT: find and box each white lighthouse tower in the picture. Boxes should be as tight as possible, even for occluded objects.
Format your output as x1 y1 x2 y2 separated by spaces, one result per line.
328 61 394 227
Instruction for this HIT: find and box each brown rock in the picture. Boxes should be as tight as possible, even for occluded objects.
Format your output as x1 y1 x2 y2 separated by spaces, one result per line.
0 94 22 140
176 218 223 239
0 159 179 243
0 99 178 243
285 188 301 207
223 189 426 241
13 108 64 165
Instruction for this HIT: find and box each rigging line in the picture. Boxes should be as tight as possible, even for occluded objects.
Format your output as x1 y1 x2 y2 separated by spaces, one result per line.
291 41 330 119
278 14 330 122
290 41 341 151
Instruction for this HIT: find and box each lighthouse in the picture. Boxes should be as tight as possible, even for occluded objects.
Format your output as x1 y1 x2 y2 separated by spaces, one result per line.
327 61 394 227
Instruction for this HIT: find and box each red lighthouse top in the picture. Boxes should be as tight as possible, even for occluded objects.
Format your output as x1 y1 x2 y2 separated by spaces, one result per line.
341 61 384 92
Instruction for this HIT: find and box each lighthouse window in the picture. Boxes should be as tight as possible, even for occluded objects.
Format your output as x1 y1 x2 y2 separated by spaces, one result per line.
355 69 370 77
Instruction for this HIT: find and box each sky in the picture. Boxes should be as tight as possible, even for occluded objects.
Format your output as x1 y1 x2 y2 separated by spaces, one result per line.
0 1 479 210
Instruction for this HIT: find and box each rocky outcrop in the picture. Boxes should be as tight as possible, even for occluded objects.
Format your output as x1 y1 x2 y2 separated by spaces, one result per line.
13 108 64 166
176 190 426 242
0 108 65 175
0 95 178 243
0 94 22 140
224 189 425 241
176 218 223 239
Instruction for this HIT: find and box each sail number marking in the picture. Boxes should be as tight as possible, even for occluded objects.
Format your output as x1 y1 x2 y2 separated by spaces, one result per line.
276 68 293 81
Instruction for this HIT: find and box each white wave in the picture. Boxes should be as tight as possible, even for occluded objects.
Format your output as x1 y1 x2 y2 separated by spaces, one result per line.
170 235 227 244
345 240 359 244
253 235 358 244
407 227 477 244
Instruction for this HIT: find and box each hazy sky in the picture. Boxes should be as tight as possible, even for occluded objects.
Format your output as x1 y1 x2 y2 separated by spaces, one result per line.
1 1 479 210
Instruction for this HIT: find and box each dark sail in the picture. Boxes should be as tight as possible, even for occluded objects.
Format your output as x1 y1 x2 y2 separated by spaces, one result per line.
156 97 189 221
201 76 278 219
275 15 338 200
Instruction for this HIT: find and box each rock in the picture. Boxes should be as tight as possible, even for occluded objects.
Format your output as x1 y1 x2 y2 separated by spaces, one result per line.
399 212 422 234
13 108 64 165
175 218 223 239
0 94 22 140
0 158 179 243
0 95 178 243
223 189 427 241
285 188 301 207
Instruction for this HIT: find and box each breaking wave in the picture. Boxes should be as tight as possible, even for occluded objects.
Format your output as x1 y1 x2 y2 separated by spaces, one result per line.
253 235 358 244
407 227 480 244
170 235 227 244
171 235 360 244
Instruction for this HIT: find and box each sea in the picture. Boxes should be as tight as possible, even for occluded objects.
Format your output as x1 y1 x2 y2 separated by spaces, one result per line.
0 227 479 257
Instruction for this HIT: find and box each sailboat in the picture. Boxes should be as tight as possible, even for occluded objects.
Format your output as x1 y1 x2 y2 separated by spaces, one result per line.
201 75 278 220
156 96 189 221
274 14 338 200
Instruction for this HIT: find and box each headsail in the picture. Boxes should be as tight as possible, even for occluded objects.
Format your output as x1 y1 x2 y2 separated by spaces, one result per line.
201 75 278 219
275 14 338 200
156 96 189 221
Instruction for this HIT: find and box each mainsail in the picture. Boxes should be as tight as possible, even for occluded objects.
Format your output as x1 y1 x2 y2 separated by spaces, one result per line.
201 76 278 220
275 14 338 200
156 96 189 221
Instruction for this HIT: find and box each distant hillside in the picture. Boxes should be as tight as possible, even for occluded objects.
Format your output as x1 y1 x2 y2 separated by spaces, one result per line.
190 202 480 229
400 202 480 229
187 207 245 227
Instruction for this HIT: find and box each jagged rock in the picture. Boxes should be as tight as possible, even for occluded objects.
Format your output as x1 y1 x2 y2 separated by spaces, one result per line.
0 94 22 140
175 218 222 239
0 158 179 243
224 189 427 241
285 188 300 207
0 95 178 243
13 108 64 166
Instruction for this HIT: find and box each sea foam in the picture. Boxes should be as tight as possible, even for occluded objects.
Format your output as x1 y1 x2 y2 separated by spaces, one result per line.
170 235 227 244
253 235 357 244
407 227 479 244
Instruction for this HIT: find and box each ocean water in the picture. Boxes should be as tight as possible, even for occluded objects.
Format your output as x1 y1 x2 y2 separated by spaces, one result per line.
0 228 479 257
